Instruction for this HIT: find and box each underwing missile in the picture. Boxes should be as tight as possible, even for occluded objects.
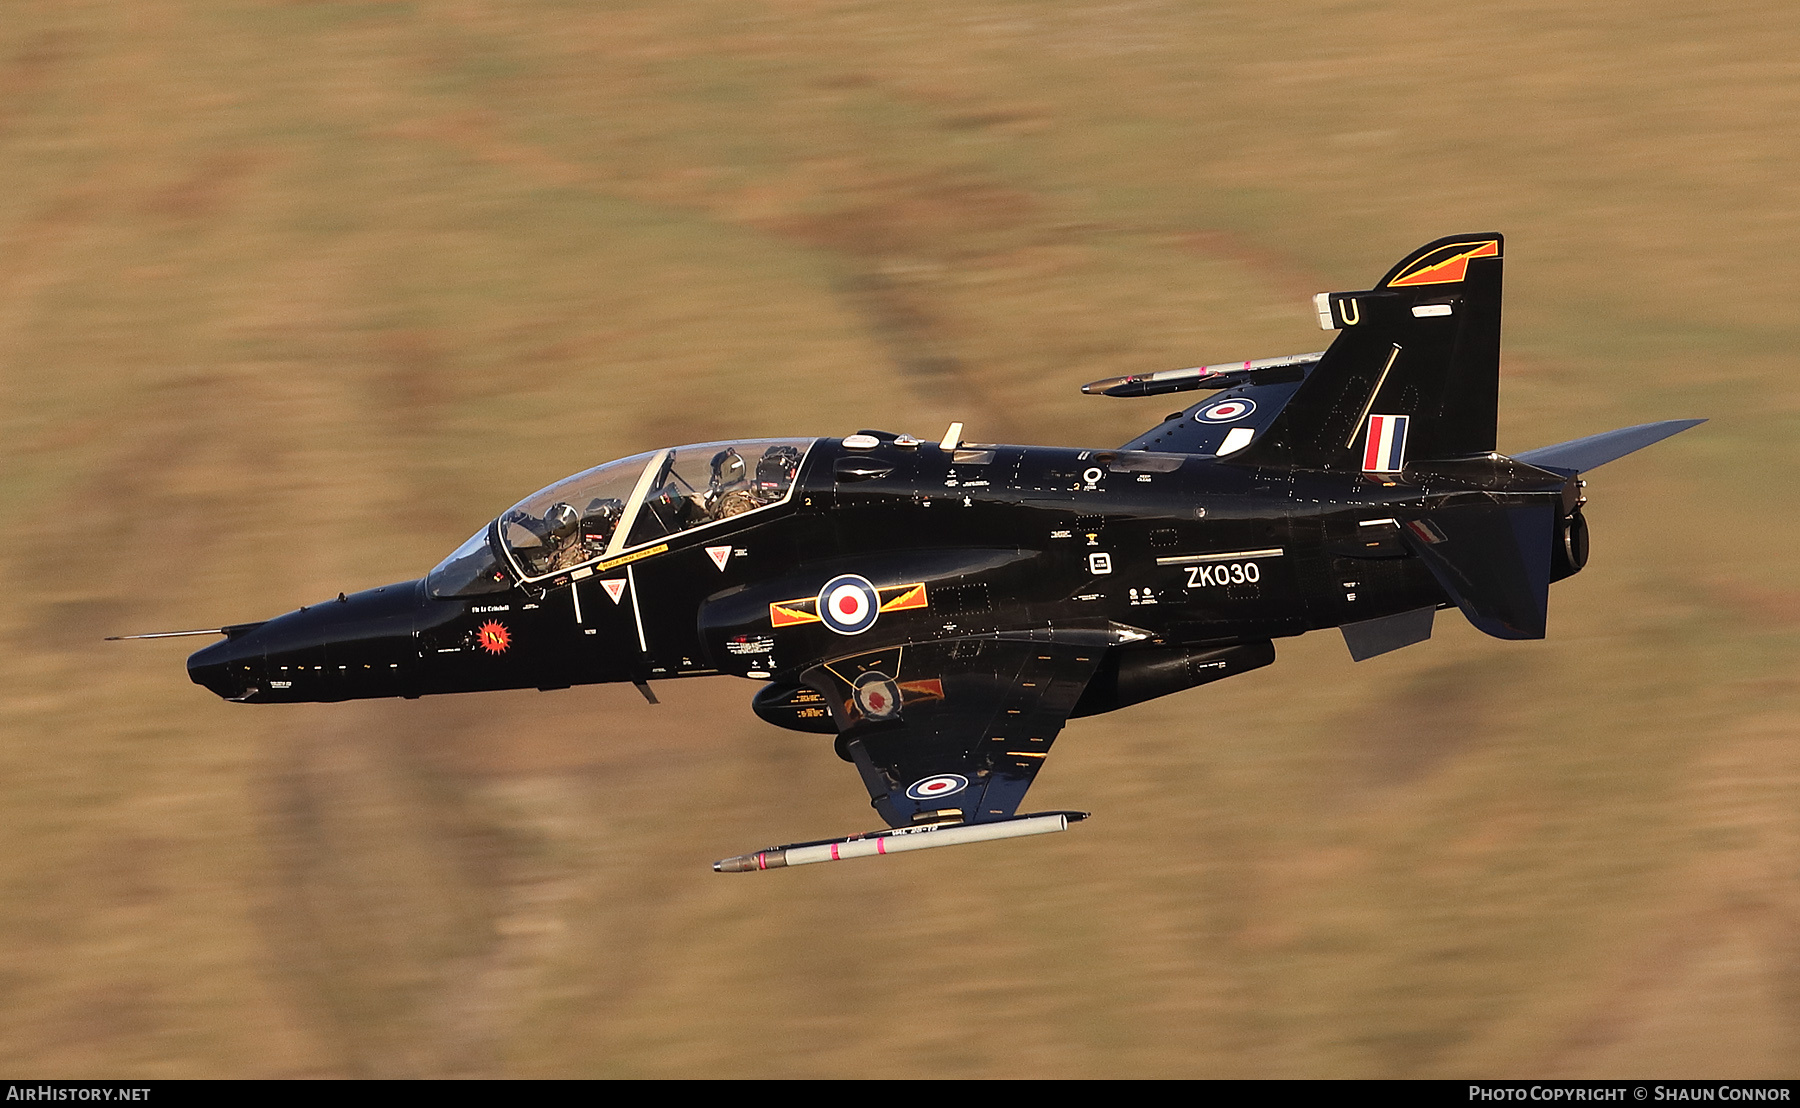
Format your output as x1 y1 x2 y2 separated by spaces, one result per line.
1080 351 1323 398
713 811 1086 872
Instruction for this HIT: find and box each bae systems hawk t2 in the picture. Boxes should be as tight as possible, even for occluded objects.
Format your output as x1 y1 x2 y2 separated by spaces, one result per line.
133 234 1702 871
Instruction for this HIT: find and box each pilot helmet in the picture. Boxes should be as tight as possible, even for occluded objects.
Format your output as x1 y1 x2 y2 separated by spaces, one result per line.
544 502 581 541
710 447 748 493
756 445 801 490
582 498 623 541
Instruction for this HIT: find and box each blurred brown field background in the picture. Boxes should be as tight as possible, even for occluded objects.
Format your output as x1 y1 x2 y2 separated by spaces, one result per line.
1 0 1796 1078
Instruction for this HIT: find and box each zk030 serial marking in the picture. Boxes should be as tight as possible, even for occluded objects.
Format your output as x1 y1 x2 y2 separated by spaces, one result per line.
1185 562 1260 587
1156 548 1282 589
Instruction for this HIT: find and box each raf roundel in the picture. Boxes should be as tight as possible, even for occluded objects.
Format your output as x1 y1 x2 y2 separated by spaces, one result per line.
905 774 969 801
853 671 902 721
817 574 881 635
1196 397 1256 423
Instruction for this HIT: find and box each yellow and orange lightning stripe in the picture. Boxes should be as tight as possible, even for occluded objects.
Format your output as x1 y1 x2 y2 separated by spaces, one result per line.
769 582 929 627
769 600 820 627
898 678 944 701
1385 240 1500 287
878 583 928 612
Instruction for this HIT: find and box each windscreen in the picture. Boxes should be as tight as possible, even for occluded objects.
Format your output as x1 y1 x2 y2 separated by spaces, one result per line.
426 526 515 598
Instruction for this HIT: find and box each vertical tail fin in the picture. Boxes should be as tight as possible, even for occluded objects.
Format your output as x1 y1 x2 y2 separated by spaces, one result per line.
1237 233 1504 471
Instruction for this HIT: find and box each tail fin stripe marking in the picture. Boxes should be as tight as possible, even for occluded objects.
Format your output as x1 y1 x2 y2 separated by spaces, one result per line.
1387 240 1500 287
1363 414 1409 473
1346 343 1403 449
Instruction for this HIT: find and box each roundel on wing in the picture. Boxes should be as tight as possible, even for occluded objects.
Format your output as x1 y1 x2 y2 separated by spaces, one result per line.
817 574 880 635
905 774 969 801
1196 397 1256 423
853 671 902 720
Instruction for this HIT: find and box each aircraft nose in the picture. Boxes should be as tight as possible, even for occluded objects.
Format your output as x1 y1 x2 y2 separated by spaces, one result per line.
189 581 423 703
188 633 264 701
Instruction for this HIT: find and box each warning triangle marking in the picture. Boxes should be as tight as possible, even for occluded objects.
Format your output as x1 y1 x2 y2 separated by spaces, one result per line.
706 545 732 571
599 578 628 604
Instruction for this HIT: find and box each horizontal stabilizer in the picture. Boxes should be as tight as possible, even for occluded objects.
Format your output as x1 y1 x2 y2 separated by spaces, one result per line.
1511 419 1705 475
1404 502 1555 640
1341 606 1435 661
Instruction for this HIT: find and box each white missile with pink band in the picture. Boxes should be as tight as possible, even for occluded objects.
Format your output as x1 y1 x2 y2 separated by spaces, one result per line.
1081 351 1324 399
713 811 1086 872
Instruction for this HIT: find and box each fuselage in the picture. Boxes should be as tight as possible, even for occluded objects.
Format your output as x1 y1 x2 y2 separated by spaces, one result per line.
187 432 1568 707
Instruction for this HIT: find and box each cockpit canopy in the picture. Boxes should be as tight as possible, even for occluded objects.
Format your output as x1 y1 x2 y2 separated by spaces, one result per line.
427 439 815 598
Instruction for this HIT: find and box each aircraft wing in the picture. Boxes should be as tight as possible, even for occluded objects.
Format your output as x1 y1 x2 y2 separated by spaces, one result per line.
799 636 1108 828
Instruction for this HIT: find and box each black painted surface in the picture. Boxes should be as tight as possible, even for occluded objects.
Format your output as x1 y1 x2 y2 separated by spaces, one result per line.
184 233 1682 830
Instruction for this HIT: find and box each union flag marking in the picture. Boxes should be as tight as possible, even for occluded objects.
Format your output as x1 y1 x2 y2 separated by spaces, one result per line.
1363 414 1410 474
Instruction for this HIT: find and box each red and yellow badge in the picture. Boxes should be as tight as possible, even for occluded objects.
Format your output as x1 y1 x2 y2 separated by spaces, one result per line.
476 620 511 654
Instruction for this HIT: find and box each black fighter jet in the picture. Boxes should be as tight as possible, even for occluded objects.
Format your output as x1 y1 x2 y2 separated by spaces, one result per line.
144 234 1701 871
